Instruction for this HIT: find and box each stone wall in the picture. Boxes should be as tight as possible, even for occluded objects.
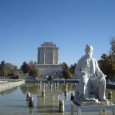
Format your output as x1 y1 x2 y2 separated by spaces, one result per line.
0 80 25 92
36 64 62 76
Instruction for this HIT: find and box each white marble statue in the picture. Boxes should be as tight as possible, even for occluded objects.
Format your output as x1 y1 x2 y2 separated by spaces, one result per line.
75 44 107 102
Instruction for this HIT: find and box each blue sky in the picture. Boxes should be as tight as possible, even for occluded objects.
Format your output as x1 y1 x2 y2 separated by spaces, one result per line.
0 0 115 68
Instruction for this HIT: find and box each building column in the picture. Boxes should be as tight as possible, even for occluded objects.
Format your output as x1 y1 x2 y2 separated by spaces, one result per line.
43 49 45 64
52 49 54 64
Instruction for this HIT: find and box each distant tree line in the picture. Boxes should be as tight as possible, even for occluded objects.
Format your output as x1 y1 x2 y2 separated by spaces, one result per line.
98 40 115 79
20 61 40 78
0 60 40 79
61 62 77 79
0 40 115 80
0 60 19 79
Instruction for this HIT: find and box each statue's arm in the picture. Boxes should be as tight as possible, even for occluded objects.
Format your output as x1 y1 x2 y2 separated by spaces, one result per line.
75 60 81 77
75 60 86 77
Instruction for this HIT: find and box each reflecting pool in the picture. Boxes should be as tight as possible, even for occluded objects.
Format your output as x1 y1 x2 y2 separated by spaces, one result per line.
0 83 115 115
0 83 75 115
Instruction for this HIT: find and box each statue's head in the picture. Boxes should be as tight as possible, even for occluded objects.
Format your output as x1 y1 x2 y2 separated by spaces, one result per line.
85 44 93 58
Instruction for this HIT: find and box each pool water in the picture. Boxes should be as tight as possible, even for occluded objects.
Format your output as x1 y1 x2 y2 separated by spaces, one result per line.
0 83 74 115
0 83 115 115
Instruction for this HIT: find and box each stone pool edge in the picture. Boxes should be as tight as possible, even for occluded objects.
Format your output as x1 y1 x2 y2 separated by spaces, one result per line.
0 79 25 92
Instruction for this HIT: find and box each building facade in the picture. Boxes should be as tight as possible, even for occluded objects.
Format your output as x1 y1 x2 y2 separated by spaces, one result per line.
36 42 62 77
37 42 59 64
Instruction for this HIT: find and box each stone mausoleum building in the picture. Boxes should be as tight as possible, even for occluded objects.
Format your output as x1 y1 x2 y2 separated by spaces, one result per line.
36 42 62 77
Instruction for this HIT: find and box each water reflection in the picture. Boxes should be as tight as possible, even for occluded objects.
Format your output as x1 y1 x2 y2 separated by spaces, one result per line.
28 107 33 114
106 89 115 104
20 83 74 114
0 83 115 115
0 87 17 95
20 83 39 95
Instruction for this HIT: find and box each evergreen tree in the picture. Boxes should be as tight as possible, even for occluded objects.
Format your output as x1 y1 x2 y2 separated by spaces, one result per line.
61 62 69 70
20 61 29 74
0 60 7 77
69 63 77 75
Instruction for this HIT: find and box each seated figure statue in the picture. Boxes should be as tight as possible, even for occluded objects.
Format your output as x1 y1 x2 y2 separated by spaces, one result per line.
75 44 107 103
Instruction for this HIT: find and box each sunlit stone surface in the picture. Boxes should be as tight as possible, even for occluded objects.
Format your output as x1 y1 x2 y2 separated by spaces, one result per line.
36 42 62 76
74 44 109 105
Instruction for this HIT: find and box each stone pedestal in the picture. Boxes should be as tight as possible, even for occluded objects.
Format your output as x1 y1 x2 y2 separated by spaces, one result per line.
36 64 62 76
74 96 112 106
